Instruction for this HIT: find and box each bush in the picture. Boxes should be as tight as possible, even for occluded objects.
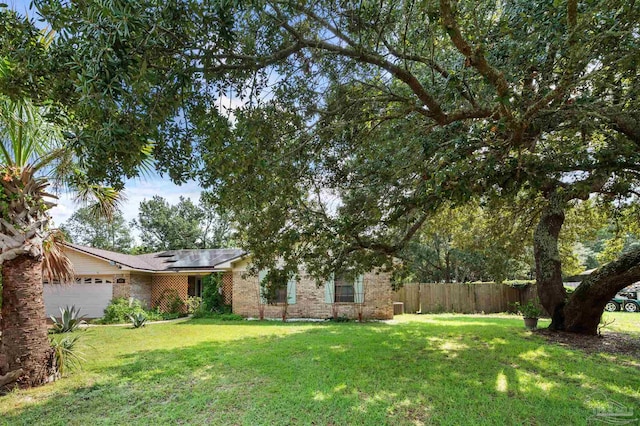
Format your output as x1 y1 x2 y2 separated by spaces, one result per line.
191 303 232 319
50 334 85 375
202 273 227 312
155 289 186 315
99 298 162 324
50 305 86 333
513 299 543 319
186 296 203 314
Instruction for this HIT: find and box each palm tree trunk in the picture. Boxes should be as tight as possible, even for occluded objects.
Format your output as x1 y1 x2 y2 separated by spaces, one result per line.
0 254 54 389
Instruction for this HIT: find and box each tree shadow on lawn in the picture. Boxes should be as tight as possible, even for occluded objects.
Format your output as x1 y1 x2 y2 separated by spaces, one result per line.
2 321 638 426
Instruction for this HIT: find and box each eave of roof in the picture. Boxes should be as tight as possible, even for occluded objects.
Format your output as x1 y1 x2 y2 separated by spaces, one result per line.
64 243 247 272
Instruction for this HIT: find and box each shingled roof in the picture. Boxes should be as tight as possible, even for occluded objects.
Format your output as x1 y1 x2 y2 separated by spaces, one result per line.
65 243 245 272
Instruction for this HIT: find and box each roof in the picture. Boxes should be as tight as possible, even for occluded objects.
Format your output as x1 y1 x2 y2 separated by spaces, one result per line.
64 243 246 272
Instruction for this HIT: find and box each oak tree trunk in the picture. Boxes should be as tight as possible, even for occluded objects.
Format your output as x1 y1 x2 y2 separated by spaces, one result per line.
563 248 640 335
533 193 567 330
533 193 640 335
0 254 54 390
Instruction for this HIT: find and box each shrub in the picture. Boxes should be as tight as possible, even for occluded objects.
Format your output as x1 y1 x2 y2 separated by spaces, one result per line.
186 296 203 314
513 299 543 319
50 305 86 333
202 273 226 312
155 289 186 315
217 313 244 321
100 298 147 324
128 312 147 328
50 334 85 375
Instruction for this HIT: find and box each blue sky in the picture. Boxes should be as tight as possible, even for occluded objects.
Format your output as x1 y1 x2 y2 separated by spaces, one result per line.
7 0 205 229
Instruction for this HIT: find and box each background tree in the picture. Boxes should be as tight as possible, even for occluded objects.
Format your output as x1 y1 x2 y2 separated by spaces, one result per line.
132 195 231 252
400 202 533 283
60 207 133 252
29 0 640 334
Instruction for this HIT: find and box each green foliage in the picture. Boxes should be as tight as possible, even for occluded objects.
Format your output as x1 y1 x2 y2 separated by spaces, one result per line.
198 313 245 321
400 202 534 283
5 0 639 326
513 300 543 319
60 206 133 252
132 195 231 253
99 298 162 324
156 289 186 315
201 273 226 312
185 296 202 314
128 312 147 328
50 334 85 375
261 269 290 305
50 305 86 333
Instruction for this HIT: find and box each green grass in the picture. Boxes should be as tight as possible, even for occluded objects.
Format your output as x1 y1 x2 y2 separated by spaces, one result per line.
1 314 638 425
602 311 640 337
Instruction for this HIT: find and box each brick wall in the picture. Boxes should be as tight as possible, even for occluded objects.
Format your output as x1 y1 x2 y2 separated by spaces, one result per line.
112 273 130 299
221 272 233 305
232 271 393 320
151 275 189 312
130 273 153 308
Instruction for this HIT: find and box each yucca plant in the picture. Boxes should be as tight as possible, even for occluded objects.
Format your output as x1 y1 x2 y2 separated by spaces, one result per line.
50 305 87 333
50 334 85 376
128 312 147 328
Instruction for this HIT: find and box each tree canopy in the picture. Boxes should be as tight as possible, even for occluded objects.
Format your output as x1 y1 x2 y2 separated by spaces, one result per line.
5 0 640 333
60 207 133 252
132 195 232 252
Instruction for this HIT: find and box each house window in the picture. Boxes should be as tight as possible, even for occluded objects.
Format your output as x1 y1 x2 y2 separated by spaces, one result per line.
325 273 364 304
94 278 103 284
334 275 355 303
258 269 297 305
274 287 288 304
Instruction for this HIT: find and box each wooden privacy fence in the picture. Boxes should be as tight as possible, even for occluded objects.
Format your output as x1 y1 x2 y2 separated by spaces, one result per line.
393 283 538 314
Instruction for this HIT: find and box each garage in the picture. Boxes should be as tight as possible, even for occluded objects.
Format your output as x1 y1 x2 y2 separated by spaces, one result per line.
44 277 113 319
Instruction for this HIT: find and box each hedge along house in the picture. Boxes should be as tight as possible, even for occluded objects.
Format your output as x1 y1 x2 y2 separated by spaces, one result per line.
44 244 394 320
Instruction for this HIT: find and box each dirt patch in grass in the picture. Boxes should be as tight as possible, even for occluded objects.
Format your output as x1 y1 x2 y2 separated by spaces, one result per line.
536 329 640 364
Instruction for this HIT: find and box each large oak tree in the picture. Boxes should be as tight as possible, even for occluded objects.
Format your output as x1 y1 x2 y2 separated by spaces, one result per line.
24 0 640 335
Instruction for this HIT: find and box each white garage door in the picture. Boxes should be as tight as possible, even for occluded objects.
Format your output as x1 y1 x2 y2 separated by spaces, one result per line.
44 282 113 319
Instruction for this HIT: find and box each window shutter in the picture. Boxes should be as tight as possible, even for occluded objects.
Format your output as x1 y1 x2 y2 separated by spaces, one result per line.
258 269 268 304
354 274 364 303
287 275 297 305
324 273 335 303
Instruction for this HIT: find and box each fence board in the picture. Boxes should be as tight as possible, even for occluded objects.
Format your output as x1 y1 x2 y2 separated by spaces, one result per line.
393 283 539 314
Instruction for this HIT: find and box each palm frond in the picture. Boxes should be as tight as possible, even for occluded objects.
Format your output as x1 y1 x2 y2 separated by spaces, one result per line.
77 185 125 221
42 229 75 283
0 96 64 169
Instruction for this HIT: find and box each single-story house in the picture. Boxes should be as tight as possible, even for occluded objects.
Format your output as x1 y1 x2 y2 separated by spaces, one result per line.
43 244 393 320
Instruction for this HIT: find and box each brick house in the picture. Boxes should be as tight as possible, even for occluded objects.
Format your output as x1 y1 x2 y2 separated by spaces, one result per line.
43 244 393 320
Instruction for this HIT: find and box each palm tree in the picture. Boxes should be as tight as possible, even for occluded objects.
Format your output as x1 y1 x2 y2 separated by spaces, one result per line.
0 96 123 389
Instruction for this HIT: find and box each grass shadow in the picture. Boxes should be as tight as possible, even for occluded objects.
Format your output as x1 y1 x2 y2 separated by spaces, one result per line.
1 319 638 425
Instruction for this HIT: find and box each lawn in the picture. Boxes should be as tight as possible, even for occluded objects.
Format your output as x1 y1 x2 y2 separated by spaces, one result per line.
0 314 638 425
